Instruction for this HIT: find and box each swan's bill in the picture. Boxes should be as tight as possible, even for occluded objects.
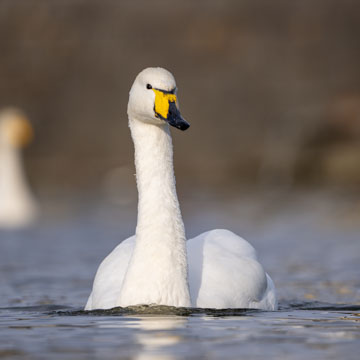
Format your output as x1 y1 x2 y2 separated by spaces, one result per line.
153 88 190 131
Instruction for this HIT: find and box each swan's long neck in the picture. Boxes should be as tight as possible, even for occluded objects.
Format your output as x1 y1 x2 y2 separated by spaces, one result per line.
0 143 36 227
118 118 191 307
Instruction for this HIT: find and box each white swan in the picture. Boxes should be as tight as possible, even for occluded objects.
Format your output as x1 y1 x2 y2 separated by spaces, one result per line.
0 108 38 228
85 68 277 311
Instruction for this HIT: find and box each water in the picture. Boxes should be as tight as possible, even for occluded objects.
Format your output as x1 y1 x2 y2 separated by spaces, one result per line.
1 304 359 360
0 190 359 359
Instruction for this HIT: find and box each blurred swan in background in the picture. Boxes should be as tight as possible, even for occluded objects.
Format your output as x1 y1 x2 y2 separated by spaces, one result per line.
0 108 38 228
85 67 277 311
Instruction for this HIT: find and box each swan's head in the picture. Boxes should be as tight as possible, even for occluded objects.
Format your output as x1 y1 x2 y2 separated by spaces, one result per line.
0 108 34 148
128 67 190 131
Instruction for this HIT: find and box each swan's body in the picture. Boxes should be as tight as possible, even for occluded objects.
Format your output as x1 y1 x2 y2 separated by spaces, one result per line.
85 68 277 310
86 230 276 310
0 109 38 228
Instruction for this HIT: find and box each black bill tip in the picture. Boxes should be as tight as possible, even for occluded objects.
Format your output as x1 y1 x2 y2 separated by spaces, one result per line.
166 101 190 131
175 120 190 131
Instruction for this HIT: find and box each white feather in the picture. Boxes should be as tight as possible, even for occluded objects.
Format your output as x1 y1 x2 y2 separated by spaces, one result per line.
0 110 38 228
85 68 277 310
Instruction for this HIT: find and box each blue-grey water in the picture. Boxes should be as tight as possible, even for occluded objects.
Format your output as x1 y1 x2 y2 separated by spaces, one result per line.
1 190 359 359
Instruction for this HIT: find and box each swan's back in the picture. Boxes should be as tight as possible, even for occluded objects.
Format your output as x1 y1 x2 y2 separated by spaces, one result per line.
187 229 277 310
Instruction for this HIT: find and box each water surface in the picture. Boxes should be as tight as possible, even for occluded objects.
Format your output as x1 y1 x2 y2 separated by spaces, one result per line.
0 191 359 359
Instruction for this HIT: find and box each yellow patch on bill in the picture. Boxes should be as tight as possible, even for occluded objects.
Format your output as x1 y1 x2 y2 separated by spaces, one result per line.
153 89 177 119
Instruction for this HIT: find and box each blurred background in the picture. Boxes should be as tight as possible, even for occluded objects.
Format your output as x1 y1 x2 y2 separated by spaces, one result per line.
0 0 359 309
1 0 360 195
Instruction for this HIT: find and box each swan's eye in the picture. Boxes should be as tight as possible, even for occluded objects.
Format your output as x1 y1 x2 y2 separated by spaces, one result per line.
146 84 152 90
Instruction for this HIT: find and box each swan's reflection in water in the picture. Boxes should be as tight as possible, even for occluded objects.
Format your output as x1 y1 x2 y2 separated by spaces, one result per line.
97 316 187 359
133 317 185 360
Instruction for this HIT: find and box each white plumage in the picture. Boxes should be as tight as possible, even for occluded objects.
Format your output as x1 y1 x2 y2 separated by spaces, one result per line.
0 108 38 228
85 68 277 310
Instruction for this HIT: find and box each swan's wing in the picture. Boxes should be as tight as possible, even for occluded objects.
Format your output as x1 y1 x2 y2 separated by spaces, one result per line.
187 229 276 310
189 229 258 259
85 236 135 310
249 273 277 311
